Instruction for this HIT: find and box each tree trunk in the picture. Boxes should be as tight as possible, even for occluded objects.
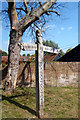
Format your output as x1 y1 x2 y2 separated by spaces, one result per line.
3 0 57 91
4 29 22 91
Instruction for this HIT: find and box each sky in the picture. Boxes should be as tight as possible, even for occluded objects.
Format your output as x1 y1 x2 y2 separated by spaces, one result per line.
1 2 78 55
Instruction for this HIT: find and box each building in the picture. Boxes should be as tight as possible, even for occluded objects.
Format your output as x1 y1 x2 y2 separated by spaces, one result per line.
57 44 80 62
2 56 8 64
2 56 35 64
44 53 61 62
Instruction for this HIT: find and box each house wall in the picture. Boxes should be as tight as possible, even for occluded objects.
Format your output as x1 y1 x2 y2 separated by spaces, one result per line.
17 62 79 87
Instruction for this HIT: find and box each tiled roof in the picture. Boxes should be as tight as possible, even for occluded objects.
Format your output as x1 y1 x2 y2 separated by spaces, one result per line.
0 49 3 53
44 53 58 62
57 44 80 62
2 56 8 63
19 56 28 62
2 53 58 63
2 56 35 63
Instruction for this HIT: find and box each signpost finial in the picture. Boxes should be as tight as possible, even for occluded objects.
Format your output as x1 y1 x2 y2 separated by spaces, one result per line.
36 29 43 44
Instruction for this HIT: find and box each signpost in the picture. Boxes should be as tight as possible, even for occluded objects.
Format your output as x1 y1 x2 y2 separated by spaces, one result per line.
21 29 61 118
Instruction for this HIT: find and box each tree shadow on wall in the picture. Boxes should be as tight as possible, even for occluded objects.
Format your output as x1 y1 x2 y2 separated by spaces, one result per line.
1 65 8 87
2 65 8 80
18 61 33 87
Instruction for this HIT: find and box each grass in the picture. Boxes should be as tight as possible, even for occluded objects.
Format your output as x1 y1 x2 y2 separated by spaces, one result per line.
2 87 78 119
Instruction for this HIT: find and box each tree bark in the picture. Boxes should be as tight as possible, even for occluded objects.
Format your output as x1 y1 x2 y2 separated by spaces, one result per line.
5 30 22 91
4 1 21 91
8 1 18 29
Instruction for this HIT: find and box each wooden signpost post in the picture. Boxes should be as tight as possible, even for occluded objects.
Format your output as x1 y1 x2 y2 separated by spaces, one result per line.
21 29 61 118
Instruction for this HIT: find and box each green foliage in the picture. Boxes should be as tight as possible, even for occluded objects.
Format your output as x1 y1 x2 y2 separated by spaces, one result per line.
60 49 64 56
27 54 30 57
66 48 72 53
2 51 8 56
31 54 35 57
43 40 59 49
22 54 26 56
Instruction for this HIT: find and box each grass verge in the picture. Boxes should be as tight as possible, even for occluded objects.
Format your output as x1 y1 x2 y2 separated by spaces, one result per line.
2 87 78 118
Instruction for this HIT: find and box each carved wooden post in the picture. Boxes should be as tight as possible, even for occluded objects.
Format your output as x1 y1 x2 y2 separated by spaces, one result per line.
20 29 61 118
35 29 44 118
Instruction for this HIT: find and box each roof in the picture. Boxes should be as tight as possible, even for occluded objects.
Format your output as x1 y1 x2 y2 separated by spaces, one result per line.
19 56 28 62
2 56 35 63
2 56 8 63
2 53 60 63
0 49 3 53
44 53 60 62
57 44 80 62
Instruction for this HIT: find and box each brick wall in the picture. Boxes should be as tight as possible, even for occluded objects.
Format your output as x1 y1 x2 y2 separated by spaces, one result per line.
17 62 79 87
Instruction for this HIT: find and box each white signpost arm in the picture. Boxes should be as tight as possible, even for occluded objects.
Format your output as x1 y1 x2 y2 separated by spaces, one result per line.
43 46 61 53
19 43 37 51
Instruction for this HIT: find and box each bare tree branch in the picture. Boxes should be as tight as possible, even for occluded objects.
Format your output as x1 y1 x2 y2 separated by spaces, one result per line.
48 10 60 16
1 10 8 13
38 0 42 6
23 0 30 14
15 0 57 32
8 0 18 28
16 8 26 13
